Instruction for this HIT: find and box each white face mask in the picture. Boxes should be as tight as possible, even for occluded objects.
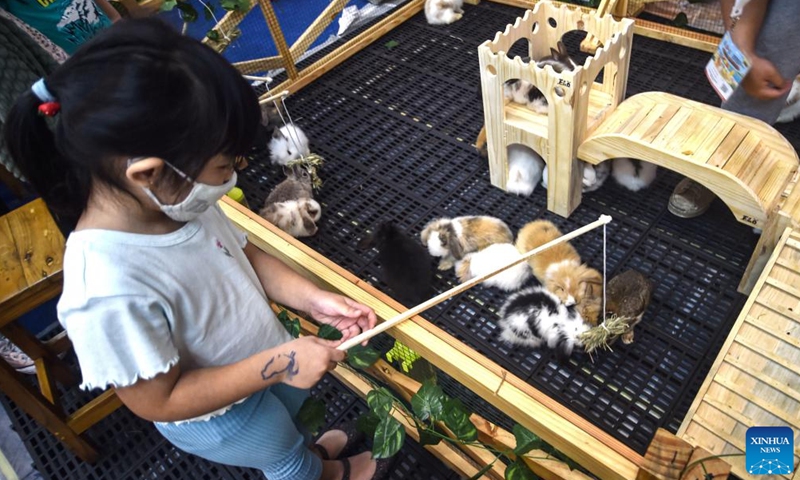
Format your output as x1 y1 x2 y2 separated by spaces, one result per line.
133 159 237 222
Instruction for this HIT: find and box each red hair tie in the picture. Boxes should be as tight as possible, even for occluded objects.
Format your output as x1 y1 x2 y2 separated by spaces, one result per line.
38 102 61 117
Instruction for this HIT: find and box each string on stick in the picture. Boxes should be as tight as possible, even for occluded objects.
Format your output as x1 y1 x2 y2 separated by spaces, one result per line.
338 215 614 351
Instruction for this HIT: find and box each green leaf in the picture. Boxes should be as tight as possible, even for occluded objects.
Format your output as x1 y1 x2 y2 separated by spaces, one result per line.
296 398 326 435
673 12 688 28
206 30 220 42
512 424 541 456
505 460 536 480
372 416 405 459
277 310 300 338
384 40 399 50
356 412 381 438
220 0 249 12
202 2 214 20
366 388 394 418
175 2 198 22
317 324 344 341
442 398 477 442
410 381 445 422
418 428 441 447
469 461 497 480
347 344 380 369
160 0 177 11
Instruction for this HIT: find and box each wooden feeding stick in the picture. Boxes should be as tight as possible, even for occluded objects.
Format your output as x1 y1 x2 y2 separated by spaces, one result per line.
338 215 613 351
259 89 289 105
580 0 620 54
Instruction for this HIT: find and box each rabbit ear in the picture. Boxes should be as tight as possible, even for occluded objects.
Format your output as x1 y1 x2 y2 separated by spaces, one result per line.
272 127 284 140
447 226 466 260
557 41 568 57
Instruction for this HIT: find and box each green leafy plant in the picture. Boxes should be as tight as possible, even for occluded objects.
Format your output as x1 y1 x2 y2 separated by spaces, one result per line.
277 309 300 338
346 344 381 369
220 0 249 12
317 324 344 341
296 397 326 435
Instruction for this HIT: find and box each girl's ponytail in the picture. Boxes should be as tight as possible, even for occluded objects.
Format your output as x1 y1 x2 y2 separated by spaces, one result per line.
4 87 85 231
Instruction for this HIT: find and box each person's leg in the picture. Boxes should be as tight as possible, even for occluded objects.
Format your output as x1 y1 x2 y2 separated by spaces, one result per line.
156 389 323 480
670 0 800 218
722 0 800 123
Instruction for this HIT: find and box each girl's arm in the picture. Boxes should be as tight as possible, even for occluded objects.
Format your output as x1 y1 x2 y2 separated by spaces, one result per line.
243 242 377 340
115 336 344 423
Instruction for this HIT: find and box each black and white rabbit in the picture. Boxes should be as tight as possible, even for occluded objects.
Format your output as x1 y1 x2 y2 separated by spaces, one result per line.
506 144 545 197
498 286 590 359
424 0 463 25
541 161 610 193
269 124 310 166
611 158 657 192
358 222 434 306
503 42 577 114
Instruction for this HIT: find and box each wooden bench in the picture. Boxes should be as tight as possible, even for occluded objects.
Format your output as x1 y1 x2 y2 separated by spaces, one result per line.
0 198 120 463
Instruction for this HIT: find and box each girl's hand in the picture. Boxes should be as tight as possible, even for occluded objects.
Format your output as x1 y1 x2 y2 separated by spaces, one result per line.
264 337 346 389
307 291 377 345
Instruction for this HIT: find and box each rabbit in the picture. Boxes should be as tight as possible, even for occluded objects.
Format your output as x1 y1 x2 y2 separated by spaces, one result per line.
455 243 532 291
605 270 653 344
515 220 603 325
777 75 800 123
541 161 609 193
259 199 321 238
421 216 513 271
611 158 657 192
269 123 310 166
498 286 590 359
506 145 545 197
264 165 313 205
358 222 434 306
424 0 463 25
503 42 577 114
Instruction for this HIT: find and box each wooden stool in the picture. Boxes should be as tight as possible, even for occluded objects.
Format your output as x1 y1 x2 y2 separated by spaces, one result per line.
0 198 121 463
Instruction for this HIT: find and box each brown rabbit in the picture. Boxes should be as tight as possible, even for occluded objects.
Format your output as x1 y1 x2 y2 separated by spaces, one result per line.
605 270 653 344
515 220 603 325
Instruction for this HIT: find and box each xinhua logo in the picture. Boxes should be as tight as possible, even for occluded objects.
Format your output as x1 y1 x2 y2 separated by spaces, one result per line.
746 426 794 475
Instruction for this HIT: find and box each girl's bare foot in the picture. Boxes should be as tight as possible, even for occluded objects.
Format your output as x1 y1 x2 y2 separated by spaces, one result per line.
320 451 376 480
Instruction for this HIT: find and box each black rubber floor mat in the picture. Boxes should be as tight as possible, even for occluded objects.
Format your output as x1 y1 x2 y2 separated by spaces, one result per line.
1 371 455 479
239 1 797 456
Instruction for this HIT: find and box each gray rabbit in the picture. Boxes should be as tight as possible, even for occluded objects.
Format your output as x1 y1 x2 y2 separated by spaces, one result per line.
259 165 321 238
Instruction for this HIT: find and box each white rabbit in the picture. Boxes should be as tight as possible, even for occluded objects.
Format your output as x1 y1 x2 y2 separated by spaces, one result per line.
424 0 463 25
506 145 544 197
269 124 310 166
455 243 532 291
541 161 609 193
611 158 657 192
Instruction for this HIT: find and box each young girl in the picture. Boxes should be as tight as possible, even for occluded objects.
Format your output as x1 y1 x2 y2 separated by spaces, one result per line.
4 18 384 480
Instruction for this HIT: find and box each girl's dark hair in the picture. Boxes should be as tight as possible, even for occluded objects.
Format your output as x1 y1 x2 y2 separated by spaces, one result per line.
3 18 260 232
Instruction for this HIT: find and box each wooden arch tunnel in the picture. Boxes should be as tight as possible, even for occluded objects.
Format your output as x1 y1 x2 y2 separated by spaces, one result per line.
579 92 799 229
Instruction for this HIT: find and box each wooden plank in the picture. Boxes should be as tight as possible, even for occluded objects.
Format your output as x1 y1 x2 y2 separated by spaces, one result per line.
764 276 800 300
691 117 735 162
220 197 642 480
721 133 766 178
672 114 720 159
4 199 64 291
637 428 694 480
258 0 298 80
637 103 680 144
232 56 285 75
683 446 731 480
289 0 349 59
678 228 792 438
650 106 695 150
67 389 122 435
724 351 800 405
714 375 798 432
706 125 749 168
268 0 424 97
632 19 719 53
0 216 27 304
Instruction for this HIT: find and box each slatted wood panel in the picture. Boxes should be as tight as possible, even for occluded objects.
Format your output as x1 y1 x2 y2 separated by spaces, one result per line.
677 227 800 480
578 91 799 229
478 1 634 217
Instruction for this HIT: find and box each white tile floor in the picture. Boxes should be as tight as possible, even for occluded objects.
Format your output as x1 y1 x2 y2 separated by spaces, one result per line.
0 403 42 480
